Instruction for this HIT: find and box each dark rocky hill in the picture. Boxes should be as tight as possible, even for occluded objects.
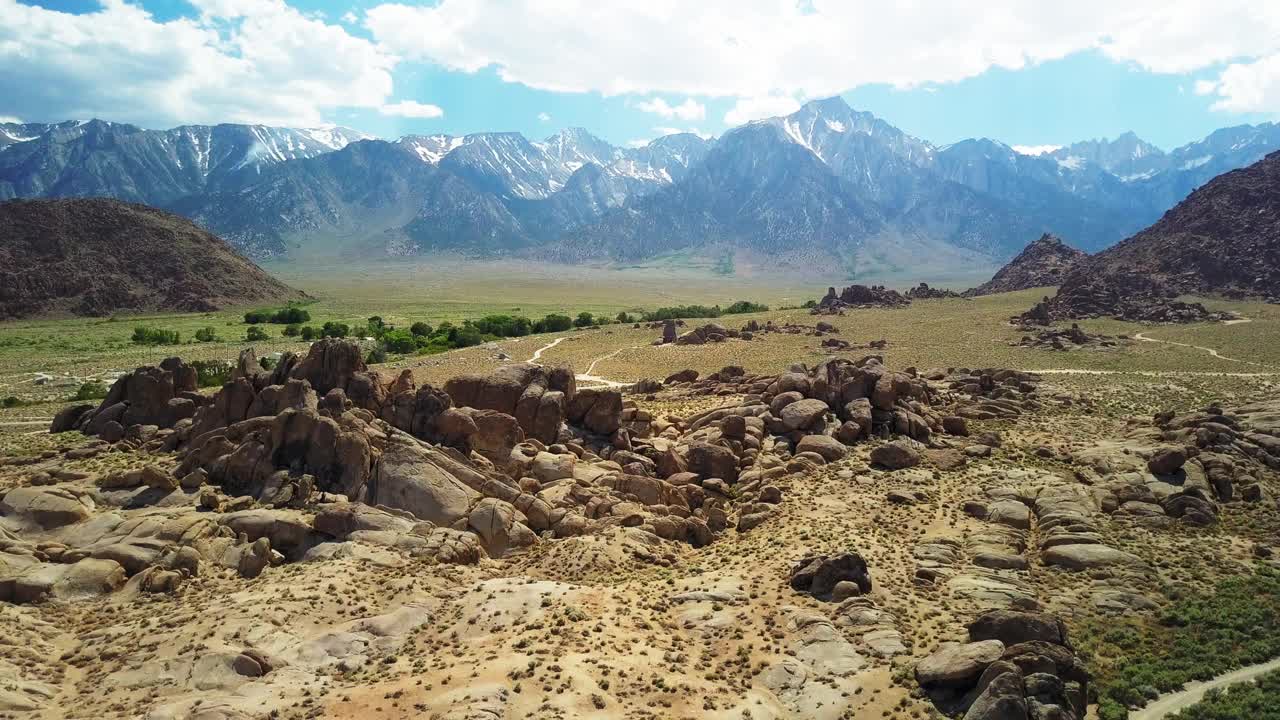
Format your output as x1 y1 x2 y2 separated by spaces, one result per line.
967 234 1088 296
1064 150 1280 300
1019 150 1280 323
0 198 306 318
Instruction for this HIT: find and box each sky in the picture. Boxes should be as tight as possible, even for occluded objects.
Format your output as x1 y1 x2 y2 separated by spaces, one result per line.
2 0 1279 152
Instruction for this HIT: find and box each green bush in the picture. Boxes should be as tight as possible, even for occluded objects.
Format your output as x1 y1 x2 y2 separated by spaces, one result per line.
573 312 595 328
453 324 485 348
282 324 301 337
366 346 388 364
194 327 218 343
300 326 318 341
258 356 277 371
616 311 637 324
245 326 269 342
533 314 573 333
381 329 417 354
410 322 433 337
723 300 769 314
321 322 350 339
641 305 722 321
131 327 180 345
246 306 310 324
472 314 532 338
191 360 233 388
72 381 109 401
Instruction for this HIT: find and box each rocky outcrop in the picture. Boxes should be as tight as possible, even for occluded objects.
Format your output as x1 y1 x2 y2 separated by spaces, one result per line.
967 234 1088 297
905 283 962 300
813 284 910 313
1013 323 1125 351
917 609 1088 720
1017 275 1237 325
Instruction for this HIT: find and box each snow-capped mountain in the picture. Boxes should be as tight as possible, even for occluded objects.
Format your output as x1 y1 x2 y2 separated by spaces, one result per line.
0 120 370 203
3 99 1280 267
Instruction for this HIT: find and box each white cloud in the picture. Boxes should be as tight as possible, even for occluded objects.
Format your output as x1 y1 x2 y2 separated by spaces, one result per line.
538 111 551 122
0 115 21 124
342 11 358 23
1011 144 1062 156
634 97 706 121
653 126 712 139
724 96 801 126
625 139 650 148
380 100 444 118
1207 54 1280 112
366 0 1280 112
0 0 415 128
1194 79 1219 95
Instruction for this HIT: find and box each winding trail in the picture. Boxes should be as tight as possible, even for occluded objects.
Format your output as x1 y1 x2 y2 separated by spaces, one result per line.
1028 316 1277 375
1132 330 1266 366
1130 657 1280 720
526 337 634 388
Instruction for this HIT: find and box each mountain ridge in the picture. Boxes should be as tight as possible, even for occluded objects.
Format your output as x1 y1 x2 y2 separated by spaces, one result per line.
4 100 1280 270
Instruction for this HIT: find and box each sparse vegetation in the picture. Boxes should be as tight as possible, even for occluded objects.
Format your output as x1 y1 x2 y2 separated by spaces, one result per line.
194 327 219 343
245 326 270 342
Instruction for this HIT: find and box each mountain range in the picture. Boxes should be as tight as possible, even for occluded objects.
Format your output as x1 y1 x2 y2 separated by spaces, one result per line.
4 99 1279 271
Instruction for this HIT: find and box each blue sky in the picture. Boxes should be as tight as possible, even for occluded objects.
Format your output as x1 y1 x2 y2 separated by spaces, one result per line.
4 0 1279 152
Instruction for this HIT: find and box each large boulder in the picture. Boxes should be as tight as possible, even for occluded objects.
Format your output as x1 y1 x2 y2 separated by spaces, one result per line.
0 487 93 529
780 399 829 431
367 436 481 526
915 640 1005 688
967 610 1069 648
871 440 920 470
789 552 872 599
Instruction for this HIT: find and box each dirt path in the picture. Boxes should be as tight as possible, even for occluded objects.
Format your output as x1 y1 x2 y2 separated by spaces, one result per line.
1132 330 1268 366
526 337 633 388
527 336 565 363
1130 657 1280 720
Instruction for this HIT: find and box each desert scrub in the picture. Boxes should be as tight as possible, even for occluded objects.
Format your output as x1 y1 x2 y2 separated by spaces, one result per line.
131 326 180 345
1168 668 1280 720
1077 565 1280 719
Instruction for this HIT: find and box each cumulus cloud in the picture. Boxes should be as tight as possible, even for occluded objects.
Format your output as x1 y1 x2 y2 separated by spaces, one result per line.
634 97 706 121
365 0 1280 113
724 96 801 126
538 112 551 122
0 0 439 128
380 100 444 118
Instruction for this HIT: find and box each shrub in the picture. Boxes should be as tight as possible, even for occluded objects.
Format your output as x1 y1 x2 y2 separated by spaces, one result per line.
641 305 722 321
321 322 350 339
282 324 301 337
410 322 433 337
533 314 573 333
453 324 484 348
72 382 109 401
473 314 532 338
246 326 270 342
573 312 595 328
2 396 22 408
191 360 233 388
381 329 417 354
246 306 310 324
258 356 277 371
300 326 318 341
131 327 180 345
616 311 637 324
194 327 218 343
366 346 388 364
723 300 769 314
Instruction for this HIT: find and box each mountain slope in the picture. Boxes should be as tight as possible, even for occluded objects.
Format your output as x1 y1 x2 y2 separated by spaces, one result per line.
967 234 1088 296
1061 150 1280 300
0 198 306 318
